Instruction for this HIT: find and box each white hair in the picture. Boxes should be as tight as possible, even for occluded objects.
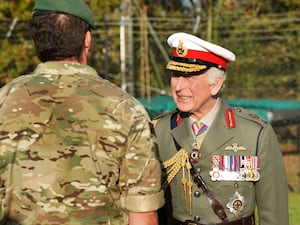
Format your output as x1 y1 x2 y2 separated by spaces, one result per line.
206 67 226 94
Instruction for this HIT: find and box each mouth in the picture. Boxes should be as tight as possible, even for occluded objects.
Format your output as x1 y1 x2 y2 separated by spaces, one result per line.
176 95 191 103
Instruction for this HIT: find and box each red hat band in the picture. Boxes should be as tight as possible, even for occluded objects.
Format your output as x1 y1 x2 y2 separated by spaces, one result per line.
173 48 227 69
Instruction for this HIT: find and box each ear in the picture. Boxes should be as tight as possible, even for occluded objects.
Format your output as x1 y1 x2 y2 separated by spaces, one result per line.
81 31 92 64
84 30 92 54
210 76 224 96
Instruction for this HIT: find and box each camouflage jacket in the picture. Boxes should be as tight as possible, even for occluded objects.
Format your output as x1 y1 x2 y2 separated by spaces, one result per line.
0 62 164 225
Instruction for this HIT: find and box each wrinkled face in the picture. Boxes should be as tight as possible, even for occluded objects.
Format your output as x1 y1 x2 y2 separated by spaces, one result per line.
170 71 223 119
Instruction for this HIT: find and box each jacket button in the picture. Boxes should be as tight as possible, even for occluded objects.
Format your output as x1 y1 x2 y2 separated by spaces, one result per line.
194 191 201 198
194 215 201 222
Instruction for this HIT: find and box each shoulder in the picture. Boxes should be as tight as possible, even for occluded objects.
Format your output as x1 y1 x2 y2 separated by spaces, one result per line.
152 109 178 128
232 106 270 127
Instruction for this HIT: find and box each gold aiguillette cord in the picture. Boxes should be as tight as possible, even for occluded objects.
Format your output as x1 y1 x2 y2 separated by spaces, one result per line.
162 149 193 215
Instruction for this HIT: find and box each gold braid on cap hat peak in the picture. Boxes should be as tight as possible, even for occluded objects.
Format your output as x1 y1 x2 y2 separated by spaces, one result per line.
162 148 193 215
166 60 207 73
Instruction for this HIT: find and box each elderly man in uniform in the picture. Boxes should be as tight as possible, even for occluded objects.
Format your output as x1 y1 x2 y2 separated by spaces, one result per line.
0 0 164 224
154 32 288 225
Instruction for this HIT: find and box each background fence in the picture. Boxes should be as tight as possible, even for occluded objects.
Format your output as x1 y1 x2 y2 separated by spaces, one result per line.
0 10 300 192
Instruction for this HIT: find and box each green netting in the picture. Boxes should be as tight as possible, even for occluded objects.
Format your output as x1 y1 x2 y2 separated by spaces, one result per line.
138 96 300 123
225 99 300 110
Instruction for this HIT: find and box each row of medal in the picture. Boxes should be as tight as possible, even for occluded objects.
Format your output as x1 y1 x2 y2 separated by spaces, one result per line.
209 155 260 182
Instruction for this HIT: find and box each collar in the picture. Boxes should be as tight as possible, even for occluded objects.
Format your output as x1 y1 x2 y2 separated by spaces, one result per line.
34 61 99 78
190 98 221 127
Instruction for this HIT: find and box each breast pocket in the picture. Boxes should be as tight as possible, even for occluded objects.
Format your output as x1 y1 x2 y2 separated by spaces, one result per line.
213 180 256 217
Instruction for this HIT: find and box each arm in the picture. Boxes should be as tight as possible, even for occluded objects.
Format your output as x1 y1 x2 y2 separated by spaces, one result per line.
129 211 159 225
118 101 164 219
255 125 289 225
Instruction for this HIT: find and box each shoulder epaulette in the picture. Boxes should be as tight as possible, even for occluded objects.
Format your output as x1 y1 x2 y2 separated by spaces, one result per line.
152 109 178 128
232 107 269 126
152 109 178 121
152 117 161 128
152 113 166 121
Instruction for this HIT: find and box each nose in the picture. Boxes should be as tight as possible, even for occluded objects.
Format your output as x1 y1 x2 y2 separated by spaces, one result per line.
174 76 186 91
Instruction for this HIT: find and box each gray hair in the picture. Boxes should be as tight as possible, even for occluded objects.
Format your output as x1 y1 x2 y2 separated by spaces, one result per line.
206 67 226 95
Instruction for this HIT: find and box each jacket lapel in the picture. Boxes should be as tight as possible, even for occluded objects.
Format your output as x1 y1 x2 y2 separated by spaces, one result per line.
171 116 193 152
200 101 235 159
169 101 235 157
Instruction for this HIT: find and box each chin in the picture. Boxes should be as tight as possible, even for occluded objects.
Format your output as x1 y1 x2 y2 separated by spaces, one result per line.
177 104 193 113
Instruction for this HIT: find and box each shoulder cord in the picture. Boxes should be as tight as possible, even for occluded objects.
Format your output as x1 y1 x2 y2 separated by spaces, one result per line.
168 112 229 222
161 112 193 214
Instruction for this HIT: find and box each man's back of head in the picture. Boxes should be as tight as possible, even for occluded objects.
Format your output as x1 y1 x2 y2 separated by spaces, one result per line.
29 0 94 63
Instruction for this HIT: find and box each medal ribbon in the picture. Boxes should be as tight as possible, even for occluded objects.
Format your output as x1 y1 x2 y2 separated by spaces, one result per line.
192 121 208 137
190 121 209 163
219 155 260 171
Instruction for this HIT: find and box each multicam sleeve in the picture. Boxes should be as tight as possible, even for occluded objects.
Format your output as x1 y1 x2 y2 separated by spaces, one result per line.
118 99 164 212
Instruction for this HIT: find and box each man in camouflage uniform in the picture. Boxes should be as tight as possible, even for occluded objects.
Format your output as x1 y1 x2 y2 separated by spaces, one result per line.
154 33 288 225
0 1 164 224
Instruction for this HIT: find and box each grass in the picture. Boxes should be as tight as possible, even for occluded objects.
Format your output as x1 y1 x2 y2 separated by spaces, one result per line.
289 193 300 225
281 145 300 224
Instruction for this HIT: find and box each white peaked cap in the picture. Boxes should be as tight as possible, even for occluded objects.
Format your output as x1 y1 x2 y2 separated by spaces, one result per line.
166 32 236 73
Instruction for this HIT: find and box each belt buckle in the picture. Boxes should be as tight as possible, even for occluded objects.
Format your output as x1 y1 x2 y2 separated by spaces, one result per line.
187 222 198 225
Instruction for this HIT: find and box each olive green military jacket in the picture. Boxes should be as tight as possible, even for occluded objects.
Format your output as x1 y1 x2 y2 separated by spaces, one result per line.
154 100 288 225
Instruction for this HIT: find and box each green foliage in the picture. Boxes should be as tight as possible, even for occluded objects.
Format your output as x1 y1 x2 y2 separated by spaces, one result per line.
0 39 38 86
0 0 34 19
221 10 300 99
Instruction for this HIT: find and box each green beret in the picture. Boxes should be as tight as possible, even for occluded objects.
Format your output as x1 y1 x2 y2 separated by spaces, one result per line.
33 0 94 29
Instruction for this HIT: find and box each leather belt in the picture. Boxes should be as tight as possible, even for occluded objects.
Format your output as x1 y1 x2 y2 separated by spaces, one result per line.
172 214 255 225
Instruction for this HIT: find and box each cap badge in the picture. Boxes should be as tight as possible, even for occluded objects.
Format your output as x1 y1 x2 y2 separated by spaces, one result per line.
176 39 188 57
